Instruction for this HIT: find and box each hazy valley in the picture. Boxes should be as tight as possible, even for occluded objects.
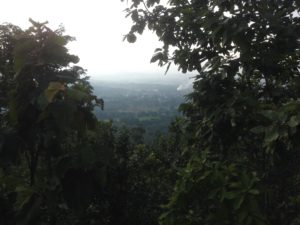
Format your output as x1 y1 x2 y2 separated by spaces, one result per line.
92 80 192 142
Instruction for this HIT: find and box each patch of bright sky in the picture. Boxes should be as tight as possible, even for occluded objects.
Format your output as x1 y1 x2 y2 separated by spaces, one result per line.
0 0 189 82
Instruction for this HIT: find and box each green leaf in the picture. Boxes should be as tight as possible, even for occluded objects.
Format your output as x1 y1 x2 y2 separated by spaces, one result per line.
151 52 164 63
126 33 137 43
250 126 265 134
248 189 259 195
44 82 65 103
287 115 300 128
234 196 244 210
164 62 172 75
260 110 278 121
264 128 279 143
222 191 236 200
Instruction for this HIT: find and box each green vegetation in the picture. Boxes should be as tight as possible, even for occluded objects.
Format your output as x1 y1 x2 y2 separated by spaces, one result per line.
0 0 300 225
125 0 300 225
0 20 108 224
93 81 186 142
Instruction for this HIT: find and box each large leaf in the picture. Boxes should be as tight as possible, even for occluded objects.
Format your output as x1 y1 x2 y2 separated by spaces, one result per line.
264 128 279 144
44 82 65 103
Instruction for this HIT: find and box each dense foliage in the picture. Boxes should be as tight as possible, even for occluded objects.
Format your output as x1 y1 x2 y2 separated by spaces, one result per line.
124 0 300 225
0 20 109 224
1 0 300 224
0 20 182 225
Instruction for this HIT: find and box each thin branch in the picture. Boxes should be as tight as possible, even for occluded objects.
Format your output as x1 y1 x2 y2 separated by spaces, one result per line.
142 0 151 13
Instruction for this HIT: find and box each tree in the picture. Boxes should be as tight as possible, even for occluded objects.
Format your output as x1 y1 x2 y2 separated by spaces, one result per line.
124 1 300 225
104 126 182 225
0 19 180 225
0 20 109 225
0 23 22 110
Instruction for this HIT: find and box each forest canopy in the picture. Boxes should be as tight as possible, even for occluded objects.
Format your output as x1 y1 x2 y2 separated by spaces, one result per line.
0 0 300 225
124 0 300 225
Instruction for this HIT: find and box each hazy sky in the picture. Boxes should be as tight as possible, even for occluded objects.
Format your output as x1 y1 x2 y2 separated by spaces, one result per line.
0 0 188 82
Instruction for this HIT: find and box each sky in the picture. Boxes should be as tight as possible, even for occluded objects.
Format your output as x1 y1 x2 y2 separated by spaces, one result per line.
0 0 190 83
